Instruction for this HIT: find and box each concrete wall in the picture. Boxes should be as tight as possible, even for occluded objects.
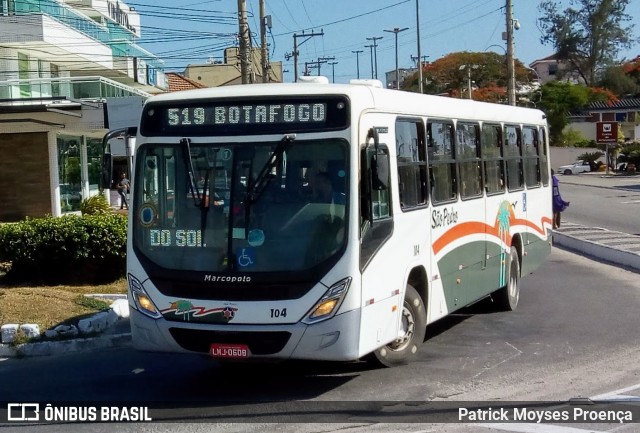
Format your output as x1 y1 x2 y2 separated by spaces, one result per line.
0 132 51 222
549 146 604 170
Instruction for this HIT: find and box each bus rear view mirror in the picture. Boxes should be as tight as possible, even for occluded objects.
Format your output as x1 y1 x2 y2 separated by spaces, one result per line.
101 152 113 190
371 152 389 190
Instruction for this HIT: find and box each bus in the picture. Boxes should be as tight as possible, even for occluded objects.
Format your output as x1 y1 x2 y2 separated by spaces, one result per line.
126 77 552 367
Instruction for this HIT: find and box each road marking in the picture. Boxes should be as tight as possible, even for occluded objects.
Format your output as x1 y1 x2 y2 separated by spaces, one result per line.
481 423 602 432
621 200 640 204
591 383 640 401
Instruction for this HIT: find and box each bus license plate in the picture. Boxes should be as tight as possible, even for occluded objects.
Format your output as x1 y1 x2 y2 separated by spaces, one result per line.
210 343 250 359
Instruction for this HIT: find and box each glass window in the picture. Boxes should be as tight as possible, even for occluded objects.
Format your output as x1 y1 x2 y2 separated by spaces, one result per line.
504 125 523 190
522 126 540 188
481 123 504 195
457 123 482 199
428 120 456 204
396 118 427 209
57 135 82 213
539 127 550 185
133 139 348 274
18 53 30 98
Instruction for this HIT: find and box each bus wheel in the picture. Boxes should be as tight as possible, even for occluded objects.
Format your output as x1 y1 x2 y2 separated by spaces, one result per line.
370 284 426 367
495 246 520 311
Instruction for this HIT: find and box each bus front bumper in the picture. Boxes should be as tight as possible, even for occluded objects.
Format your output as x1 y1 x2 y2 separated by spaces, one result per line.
129 307 362 362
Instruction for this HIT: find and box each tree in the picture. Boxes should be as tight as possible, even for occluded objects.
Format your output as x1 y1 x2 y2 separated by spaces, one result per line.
538 81 590 145
538 0 635 86
598 64 640 96
402 51 538 102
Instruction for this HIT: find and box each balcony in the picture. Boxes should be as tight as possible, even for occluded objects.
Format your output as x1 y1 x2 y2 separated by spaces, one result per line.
0 76 151 111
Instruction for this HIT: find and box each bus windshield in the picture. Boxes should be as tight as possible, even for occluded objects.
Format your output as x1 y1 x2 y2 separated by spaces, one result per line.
132 138 348 274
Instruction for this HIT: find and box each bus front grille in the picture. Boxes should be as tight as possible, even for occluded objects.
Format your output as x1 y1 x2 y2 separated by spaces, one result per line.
168 328 291 355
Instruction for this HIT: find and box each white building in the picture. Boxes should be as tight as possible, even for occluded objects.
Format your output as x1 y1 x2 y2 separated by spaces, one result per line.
0 0 166 221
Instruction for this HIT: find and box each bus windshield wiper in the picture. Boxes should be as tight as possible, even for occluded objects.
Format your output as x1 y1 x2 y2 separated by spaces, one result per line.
246 134 296 204
181 138 201 207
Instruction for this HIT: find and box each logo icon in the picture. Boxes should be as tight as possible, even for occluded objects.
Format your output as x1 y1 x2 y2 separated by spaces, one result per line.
7 403 40 421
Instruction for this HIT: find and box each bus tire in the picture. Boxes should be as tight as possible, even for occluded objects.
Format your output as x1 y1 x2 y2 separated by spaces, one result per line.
369 284 426 367
495 246 520 311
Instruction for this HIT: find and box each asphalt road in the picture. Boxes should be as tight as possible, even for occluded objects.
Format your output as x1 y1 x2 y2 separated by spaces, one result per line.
1 248 640 432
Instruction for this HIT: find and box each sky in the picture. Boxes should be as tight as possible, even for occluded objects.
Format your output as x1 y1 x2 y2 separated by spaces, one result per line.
130 0 640 85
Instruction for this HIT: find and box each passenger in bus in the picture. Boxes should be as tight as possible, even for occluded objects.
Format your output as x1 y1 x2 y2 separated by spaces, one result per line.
313 172 345 204
551 170 570 229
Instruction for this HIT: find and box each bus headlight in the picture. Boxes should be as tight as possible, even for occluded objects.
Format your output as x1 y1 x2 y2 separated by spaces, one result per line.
128 273 162 319
303 277 352 324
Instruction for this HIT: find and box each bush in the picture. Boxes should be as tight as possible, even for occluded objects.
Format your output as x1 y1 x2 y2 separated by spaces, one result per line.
80 194 111 216
0 214 127 284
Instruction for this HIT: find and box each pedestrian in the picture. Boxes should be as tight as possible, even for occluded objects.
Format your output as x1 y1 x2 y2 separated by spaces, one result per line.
117 172 130 210
552 169 569 229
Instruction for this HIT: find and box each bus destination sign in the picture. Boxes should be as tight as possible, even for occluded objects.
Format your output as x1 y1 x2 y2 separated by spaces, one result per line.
141 96 349 136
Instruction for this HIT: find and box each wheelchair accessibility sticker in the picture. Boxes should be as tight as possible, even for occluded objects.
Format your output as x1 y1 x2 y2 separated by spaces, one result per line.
236 248 256 268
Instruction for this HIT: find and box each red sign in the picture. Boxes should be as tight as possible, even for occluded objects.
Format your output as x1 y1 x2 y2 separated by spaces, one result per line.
596 122 618 143
210 344 250 359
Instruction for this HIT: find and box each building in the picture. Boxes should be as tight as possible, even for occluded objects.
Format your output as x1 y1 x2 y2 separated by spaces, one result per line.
184 47 283 87
384 67 415 89
567 98 640 143
529 54 583 85
0 0 166 222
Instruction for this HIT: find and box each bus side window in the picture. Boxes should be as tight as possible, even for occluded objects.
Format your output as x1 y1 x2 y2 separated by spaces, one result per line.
457 122 482 199
428 120 456 204
396 118 427 209
539 127 550 185
523 126 540 188
481 124 505 195
504 125 524 190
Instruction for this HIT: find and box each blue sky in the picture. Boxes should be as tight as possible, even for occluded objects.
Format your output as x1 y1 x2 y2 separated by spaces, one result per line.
131 0 640 84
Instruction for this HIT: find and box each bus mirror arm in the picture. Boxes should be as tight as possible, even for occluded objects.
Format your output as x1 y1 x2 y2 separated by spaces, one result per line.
367 128 389 190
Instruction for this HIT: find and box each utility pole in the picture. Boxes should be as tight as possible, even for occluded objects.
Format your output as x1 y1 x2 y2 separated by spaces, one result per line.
237 0 251 84
352 50 363 79
416 0 423 93
506 0 516 105
365 45 374 79
318 56 335 76
286 30 324 82
259 0 270 83
328 61 338 83
366 36 383 79
384 27 408 89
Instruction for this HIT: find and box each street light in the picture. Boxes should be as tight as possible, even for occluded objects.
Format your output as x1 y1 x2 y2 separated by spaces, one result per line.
366 36 383 79
459 64 479 99
352 50 363 79
328 61 338 83
384 27 409 89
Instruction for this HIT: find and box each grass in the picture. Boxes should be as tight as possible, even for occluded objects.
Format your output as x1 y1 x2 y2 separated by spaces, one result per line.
0 277 127 331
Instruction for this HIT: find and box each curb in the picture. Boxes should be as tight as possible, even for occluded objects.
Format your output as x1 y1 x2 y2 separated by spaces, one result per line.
552 224 640 273
0 326 131 358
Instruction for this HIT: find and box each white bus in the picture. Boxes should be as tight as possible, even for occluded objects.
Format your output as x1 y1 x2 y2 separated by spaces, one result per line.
126 78 552 366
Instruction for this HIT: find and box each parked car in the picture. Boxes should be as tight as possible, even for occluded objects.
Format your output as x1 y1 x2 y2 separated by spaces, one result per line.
558 160 591 175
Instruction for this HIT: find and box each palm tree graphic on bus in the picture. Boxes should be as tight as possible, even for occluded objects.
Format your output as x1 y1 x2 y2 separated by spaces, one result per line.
497 201 512 287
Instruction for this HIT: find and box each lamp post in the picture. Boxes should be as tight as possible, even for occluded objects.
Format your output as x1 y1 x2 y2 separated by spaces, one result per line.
416 0 423 93
352 50 363 79
384 27 409 89
365 44 374 79
366 36 383 79
329 61 338 83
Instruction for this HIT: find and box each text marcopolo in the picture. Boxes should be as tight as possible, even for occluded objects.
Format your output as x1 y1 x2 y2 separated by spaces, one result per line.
459 407 633 424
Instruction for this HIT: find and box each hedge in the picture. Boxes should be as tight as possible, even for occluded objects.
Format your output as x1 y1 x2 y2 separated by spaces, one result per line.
0 213 127 284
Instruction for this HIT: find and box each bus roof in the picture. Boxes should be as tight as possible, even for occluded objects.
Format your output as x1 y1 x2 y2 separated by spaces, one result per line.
146 81 546 125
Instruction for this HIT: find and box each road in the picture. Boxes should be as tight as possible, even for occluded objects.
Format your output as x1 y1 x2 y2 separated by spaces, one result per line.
559 173 640 234
2 248 640 432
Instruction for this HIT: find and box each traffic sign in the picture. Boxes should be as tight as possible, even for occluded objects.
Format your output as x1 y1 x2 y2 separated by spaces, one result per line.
596 121 618 143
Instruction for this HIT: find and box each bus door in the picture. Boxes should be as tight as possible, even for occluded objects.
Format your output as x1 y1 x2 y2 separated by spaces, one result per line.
357 120 400 356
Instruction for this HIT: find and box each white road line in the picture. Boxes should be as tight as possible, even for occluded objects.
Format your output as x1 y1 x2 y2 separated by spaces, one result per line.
481 423 604 433
591 383 640 401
